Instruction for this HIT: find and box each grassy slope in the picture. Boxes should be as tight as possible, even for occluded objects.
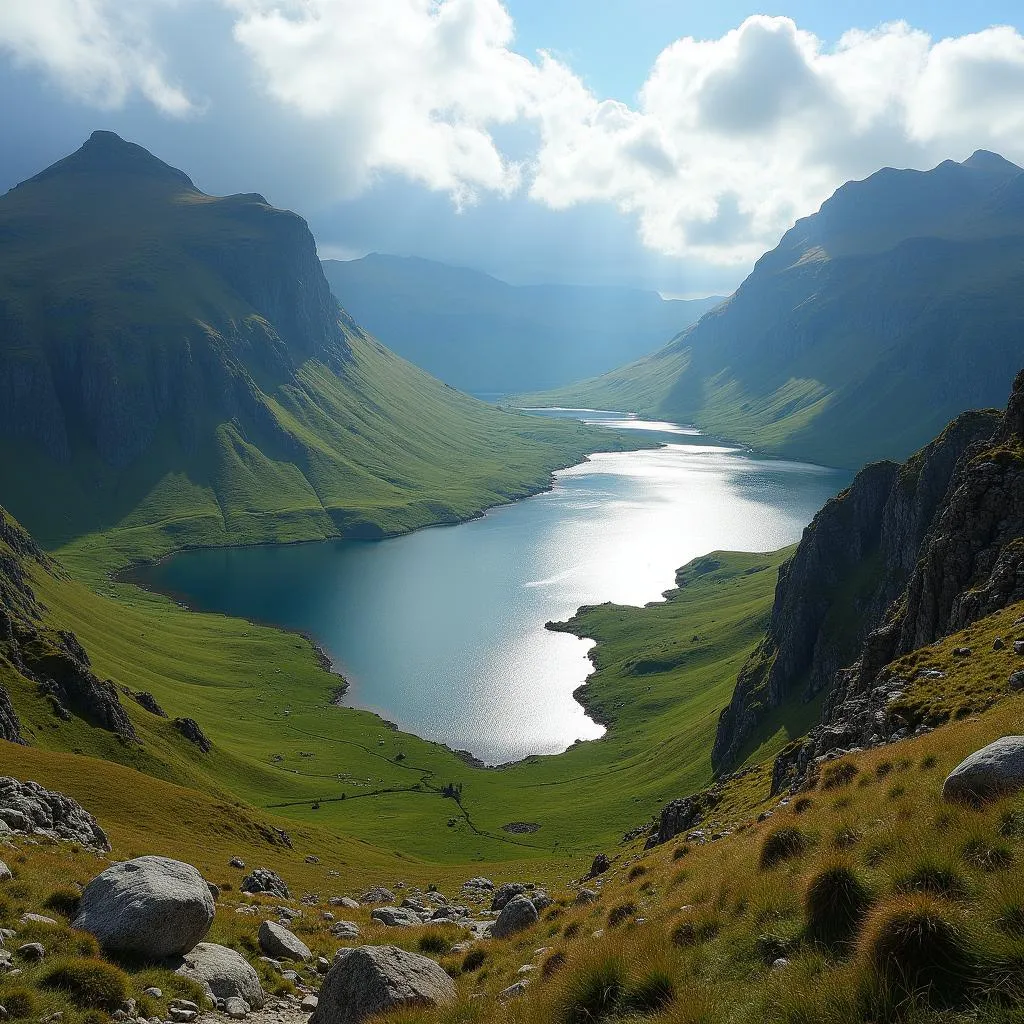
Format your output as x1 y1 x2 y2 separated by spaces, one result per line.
1 334 631 582
12 546 786 871
389 599 1024 1024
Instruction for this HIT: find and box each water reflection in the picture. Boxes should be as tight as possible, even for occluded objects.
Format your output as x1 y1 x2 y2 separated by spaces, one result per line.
138 424 848 764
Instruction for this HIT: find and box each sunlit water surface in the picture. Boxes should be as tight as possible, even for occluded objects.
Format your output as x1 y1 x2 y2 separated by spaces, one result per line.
137 413 848 764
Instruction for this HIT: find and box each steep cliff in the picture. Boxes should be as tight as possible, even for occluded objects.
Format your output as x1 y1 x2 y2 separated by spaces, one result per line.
0 133 622 570
712 367 1024 793
713 408 1000 770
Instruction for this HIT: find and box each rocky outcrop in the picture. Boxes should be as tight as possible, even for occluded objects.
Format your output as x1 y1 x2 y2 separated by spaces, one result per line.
74 856 216 959
0 776 109 849
240 868 289 899
174 718 211 753
769 371 1024 791
173 943 265 1009
126 690 167 717
311 946 456 1024
713 407 1002 771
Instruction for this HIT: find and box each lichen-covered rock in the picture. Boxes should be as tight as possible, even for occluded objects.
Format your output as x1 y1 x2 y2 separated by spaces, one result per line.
240 868 289 899
258 921 311 962
173 942 265 1009
0 777 109 849
311 946 456 1024
490 894 538 939
74 856 215 959
943 737 1024 804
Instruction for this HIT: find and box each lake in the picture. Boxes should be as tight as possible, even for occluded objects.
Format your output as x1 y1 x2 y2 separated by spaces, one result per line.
136 413 848 764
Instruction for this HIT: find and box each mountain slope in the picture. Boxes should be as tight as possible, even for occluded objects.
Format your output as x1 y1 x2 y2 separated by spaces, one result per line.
0 133 628 574
713 365 1024 788
322 254 721 394
524 152 1024 469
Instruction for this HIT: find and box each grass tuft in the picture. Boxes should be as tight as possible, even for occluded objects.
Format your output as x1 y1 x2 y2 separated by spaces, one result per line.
760 826 812 869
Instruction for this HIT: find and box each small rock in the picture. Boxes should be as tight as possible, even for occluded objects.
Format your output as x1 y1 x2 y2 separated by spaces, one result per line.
258 921 312 962
329 897 360 910
143 988 162 999
15 943 43 961
173 943 265 1009
316 957 330 973
300 995 318 1013
1010 671 1024 691
994 637 1006 650
0 863 10 883
590 853 610 876
574 889 598 905
359 887 395 905
224 997 250 1020
168 1001 199 1013
330 921 360 940
304 856 320 865
168 1010 196 1023
19 913 56 926
499 981 529 1001
953 647 972 658
772 958 790 970
229 858 245 869
1015 641 1024 656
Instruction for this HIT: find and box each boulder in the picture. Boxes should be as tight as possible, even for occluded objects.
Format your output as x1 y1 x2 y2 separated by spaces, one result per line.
370 907 420 928
574 889 598 905
491 883 527 911
0 777 109 849
531 891 552 913
257 921 311 962
329 897 360 910
330 921 360 940
240 868 289 899
16 943 44 961
173 942 265 1009
359 887 395 904
590 854 610 876
73 856 215 959
1010 671 1024 692
311 946 455 1024
491 894 538 939
173 718 211 753
943 736 1024 803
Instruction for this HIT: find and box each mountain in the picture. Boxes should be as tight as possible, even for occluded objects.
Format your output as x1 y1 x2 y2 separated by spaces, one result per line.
523 152 1024 469
321 253 721 394
713 366 1024 784
0 133 626 573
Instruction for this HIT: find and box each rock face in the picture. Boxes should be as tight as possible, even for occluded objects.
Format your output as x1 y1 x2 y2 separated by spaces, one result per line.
240 868 289 899
74 856 215 959
746 370 1024 794
490 894 539 939
713 409 999 771
942 737 1024 804
0 776 109 849
174 942 265 1009
311 946 456 1024
258 921 311 962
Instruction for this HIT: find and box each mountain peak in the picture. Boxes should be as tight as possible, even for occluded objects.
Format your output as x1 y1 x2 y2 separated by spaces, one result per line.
962 149 1022 177
18 131 197 192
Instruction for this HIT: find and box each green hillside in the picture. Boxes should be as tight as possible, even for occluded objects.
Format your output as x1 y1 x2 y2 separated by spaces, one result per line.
0 132 630 578
522 151 1024 469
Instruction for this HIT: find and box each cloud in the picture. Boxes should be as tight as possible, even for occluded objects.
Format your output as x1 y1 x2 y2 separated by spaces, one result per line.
4 3 1024 265
0 0 193 116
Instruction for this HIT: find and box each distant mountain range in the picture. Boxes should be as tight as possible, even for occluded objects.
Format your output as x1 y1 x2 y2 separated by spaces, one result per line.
321 254 722 395
0 132 620 572
523 150 1024 469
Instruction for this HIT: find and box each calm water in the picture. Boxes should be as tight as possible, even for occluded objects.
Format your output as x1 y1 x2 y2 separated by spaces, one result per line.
137 415 848 764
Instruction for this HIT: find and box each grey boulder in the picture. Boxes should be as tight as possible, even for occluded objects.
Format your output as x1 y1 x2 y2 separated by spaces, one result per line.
240 868 289 899
359 887 396 904
491 883 527 911
491 894 538 939
311 946 455 1024
73 856 214 959
370 907 420 928
330 920 360 940
257 921 311 962
173 942 265 1009
943 736 1024 803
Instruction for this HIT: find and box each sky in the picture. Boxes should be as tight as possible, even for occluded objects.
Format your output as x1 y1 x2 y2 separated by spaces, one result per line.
2 2 1024 297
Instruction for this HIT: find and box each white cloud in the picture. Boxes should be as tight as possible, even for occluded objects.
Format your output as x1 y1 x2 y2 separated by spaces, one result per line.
5 3 1024 263
0 0 192 116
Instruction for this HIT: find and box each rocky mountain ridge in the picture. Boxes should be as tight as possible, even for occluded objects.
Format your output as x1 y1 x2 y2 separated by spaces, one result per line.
714 368 1024 793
